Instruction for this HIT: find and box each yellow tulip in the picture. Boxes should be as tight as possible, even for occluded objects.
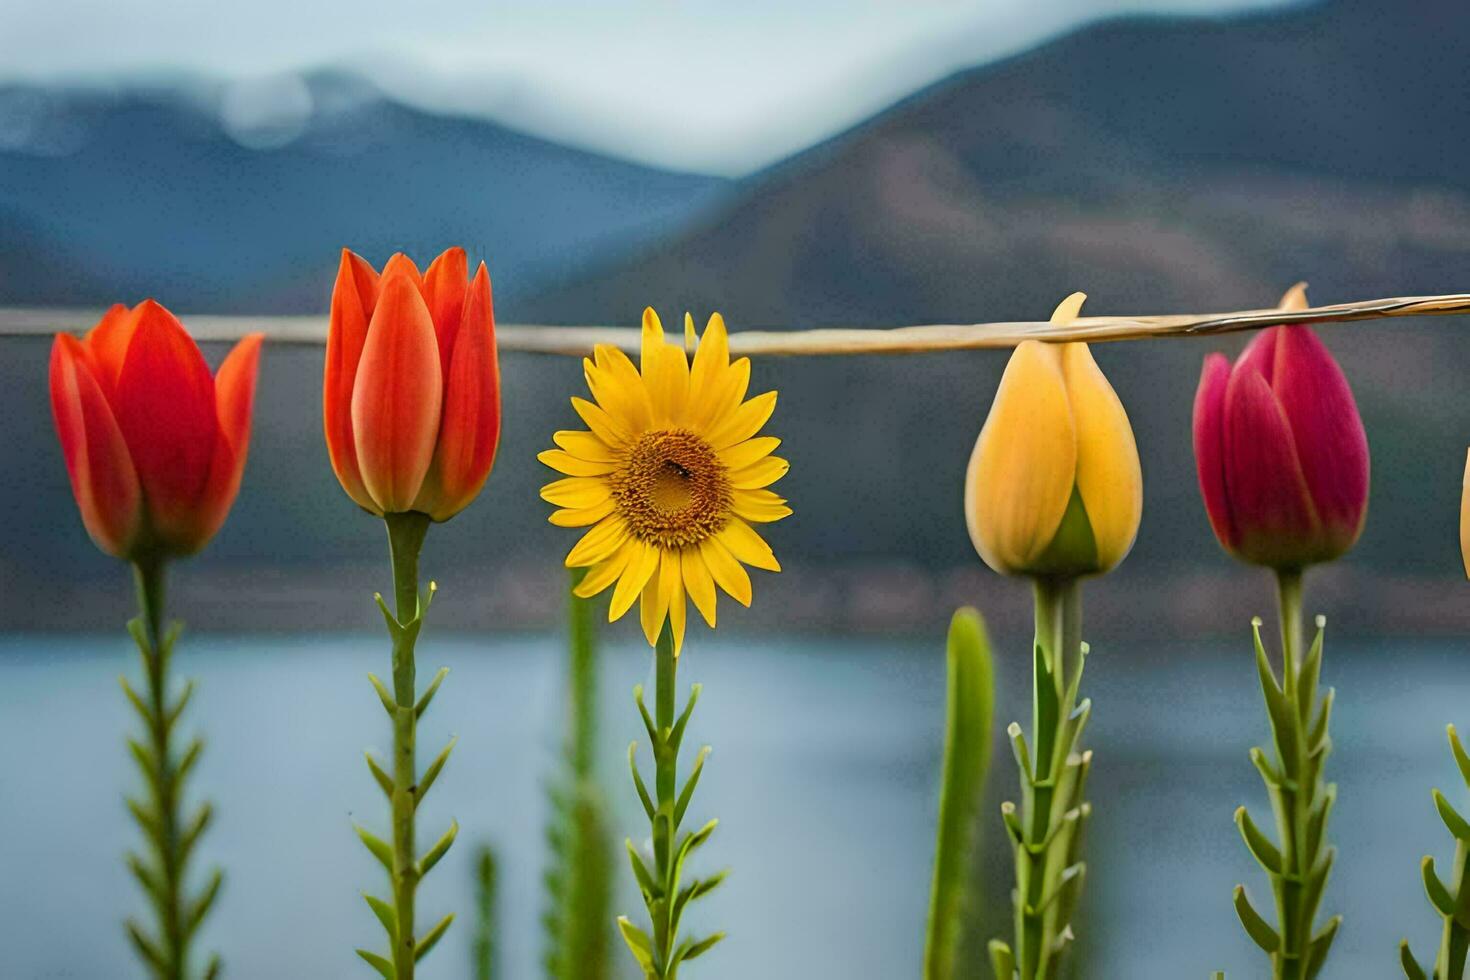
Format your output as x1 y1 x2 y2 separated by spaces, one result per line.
1461 448 1470 580
964 293 1143 578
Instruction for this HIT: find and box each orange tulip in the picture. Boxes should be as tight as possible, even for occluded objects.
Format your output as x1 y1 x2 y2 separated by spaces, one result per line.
49 301 264 560
324 247 501 521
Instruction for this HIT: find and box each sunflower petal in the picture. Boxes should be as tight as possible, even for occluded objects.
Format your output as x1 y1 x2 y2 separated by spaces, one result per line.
682 547 717 628
700 537 752 607
565 515 629 567
732 489 793 524
708 390 777 450
538 449 618 477
550 498 616 527
571 397 629 448
553 429 619 462
610 542 660 621
730 456 789 490
718 518 781 572
541 476 611 509
719 436 781 471
575 545 634 598
669 572 687 656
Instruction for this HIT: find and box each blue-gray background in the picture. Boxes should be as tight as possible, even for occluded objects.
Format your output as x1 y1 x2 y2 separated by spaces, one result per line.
3 0 1470 976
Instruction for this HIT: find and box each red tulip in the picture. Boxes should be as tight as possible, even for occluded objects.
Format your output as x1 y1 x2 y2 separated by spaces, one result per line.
324 247 501 521
1192 291 1369 569
50 301 264 560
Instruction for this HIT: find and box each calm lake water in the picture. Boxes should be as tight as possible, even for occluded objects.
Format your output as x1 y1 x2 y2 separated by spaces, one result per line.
0 630 1465 979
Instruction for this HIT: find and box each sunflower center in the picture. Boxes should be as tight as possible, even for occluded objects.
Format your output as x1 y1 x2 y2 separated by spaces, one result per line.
610 429 731 549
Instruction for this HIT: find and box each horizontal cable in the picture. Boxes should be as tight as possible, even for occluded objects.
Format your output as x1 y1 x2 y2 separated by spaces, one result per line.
3 292 1467 356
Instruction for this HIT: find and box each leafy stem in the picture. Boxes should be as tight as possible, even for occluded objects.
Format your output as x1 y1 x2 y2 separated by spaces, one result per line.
1233 567 1340 980
619 620 725 979
355 511 457 980
990 576 1091 980
122 559 222 980
1399 724 1470 980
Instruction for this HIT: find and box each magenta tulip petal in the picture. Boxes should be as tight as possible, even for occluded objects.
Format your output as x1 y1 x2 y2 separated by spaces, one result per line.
1192 353 1236 552
1222 368 1321 567
1270 325 1370 555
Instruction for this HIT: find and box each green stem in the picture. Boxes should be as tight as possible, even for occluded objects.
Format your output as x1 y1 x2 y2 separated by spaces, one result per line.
386 511 431 980
133 559 186 980
1441 839 1470 979
1006 576 1088 980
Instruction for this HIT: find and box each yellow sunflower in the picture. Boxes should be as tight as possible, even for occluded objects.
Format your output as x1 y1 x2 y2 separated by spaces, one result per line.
539 308 791 654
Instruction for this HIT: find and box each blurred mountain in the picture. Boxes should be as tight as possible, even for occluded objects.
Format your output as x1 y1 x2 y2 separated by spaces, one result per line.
3 0 1470 633
0 71 731 311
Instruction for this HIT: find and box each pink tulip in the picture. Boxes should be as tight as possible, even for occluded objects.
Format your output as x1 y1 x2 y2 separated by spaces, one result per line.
1193 314 1369 569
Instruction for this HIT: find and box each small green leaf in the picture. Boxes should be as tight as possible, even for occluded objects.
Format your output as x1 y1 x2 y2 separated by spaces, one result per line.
1033 642 1059 776
120 676 154 727
176 737 204 787
367 673 397 716
1423 856 1456 916
414 667 449 719
418 737 457 802
415 912 453 961
373 592 402 634
186 868 223 938
167 679 196 732
1436 790 1470 842
180 801 213 865
669 683 702 754
628 743 655 821
365 752 394 797
354 822 394 871
1235 806 1283 875
1305 915 1340 978
1399 939 1429 980
363 893 397 940
126 851 164 905
987 939 1016 980
674 931 725 965
126 797 162 849
674 746 710 827
356 948 395 979
203 953 222 980
125 919 168 974
417 819 459 876
625 839 660 901
1248 747 1281 787
1450 725 1470 788
1008 723 1032 780
633 686 658 747
617 916 656 973
1233 885 1280 953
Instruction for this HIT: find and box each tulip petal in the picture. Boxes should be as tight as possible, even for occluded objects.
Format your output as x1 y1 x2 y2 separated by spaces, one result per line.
1270 325 1369 557
111 300 219 547
1061 343 1142 572
324 249 379 512
351 274 443 513
49 334 142 557
422 247 468 381
188 333 264 553
965 341 1076 574
83 303 136 395
1222 367 1322 566
1193 353 1237 552
1461 448 1470 580
418 263 500 521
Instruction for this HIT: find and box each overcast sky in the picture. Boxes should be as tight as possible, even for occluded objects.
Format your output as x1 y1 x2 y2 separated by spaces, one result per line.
0 0 1296 174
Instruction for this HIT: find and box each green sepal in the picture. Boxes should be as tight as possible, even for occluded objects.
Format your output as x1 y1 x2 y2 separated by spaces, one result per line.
1435 789 1470 842
417 818 459 876
1399 940 1429 980
416 912 454 961
364 893 397 940
418 737 457 802
365 752 394 797
617 916 657 974
356 948 395 979
414 667 449 719
988 939 1016 980
353 822 394 871
1233 885 1280 953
